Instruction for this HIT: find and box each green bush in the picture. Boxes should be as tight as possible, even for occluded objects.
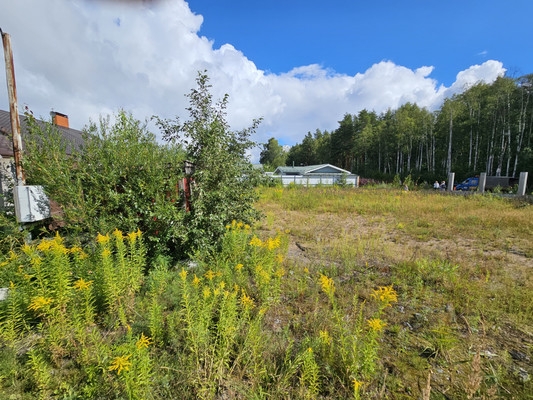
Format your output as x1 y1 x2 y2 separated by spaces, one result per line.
156 72 262 255
22 111 186 260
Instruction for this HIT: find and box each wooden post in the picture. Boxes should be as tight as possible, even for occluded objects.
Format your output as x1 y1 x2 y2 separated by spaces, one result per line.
1 29 25 185
182 161 195 212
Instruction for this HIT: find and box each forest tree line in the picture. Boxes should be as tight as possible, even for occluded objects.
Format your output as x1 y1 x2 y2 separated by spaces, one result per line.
260 75 533 183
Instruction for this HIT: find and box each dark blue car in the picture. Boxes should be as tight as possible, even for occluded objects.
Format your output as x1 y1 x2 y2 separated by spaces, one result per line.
455 177 479 191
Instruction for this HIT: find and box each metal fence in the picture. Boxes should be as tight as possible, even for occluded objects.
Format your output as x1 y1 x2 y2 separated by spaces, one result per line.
271 174 359 187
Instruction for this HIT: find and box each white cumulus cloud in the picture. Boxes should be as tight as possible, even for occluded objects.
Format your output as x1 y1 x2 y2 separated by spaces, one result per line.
0 0 506 162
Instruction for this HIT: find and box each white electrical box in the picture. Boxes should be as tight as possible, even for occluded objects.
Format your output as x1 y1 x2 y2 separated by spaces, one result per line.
13 185 50 223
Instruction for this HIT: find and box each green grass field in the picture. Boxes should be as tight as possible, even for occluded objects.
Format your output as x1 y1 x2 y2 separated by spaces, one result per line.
255 186 533 398
0 186 531 399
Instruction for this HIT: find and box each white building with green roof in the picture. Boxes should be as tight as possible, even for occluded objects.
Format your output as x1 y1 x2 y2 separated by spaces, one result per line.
272 164 359 187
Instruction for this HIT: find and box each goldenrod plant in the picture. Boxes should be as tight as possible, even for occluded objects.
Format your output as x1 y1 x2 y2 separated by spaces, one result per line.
0 230 149 398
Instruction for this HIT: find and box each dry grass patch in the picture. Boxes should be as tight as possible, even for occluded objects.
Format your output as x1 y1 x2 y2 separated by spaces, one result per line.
256 186 533 398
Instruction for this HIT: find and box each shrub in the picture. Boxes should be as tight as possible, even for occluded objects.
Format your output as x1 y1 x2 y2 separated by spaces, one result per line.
156 71 263 255
22 111 186 261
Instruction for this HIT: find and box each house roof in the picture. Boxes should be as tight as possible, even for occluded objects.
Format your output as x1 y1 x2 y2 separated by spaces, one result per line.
0 109 84 158
274 164 352 175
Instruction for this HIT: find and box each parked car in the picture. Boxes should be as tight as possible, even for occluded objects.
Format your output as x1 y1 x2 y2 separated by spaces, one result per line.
455 177 479 191
454 176 518 192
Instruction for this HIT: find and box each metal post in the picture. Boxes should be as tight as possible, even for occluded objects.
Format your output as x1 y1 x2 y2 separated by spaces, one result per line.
1 29 25 185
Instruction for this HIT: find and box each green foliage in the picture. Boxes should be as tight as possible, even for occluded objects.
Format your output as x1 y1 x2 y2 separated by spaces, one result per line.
392 173 402 187
0 214 25 267
0 231 150 399
260 137 287 171
2 220 390 399
156 71 262 254
403 174 414 189
286 130 331 167
278 75 533 186
22 111 186 260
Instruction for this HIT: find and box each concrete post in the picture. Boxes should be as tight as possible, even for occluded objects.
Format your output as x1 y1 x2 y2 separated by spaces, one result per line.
478 172 487 193
517 172 528 196
447 172 455 192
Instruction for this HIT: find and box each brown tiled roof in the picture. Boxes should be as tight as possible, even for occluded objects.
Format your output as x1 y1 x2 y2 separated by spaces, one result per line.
0 109 84 158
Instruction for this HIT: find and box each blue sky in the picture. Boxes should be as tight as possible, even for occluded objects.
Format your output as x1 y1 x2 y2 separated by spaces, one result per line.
191 0 532 86
1 0 531 160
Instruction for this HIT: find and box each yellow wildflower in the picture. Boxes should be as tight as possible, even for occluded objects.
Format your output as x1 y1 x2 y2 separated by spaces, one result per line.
276 254 284 264
353 379 363 393
50 240 69 255
108 354 132 375
319 330 332 346
179 268 188 281
319 273 335 297
192 274 201 286
367 318 386 332
370 285 398 307
36 239 53 252
113 228 123 239
275 267 286 278
102 248 111 258
69 245 82 254
235 263 244 272
204 269 216 281
96 233 110 244
74 278 92 291
265 236 281 250
28 296 53 311
127 230 138 242
249 236 262 247
240 290 255 309
135 333 152 350
203 287 211 299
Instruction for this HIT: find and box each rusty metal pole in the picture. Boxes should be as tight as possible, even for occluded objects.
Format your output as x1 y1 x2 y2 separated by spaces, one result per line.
1 28 25 185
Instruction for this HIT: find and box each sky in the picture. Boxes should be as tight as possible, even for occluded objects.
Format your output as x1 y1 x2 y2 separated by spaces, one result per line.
1 0 532 161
